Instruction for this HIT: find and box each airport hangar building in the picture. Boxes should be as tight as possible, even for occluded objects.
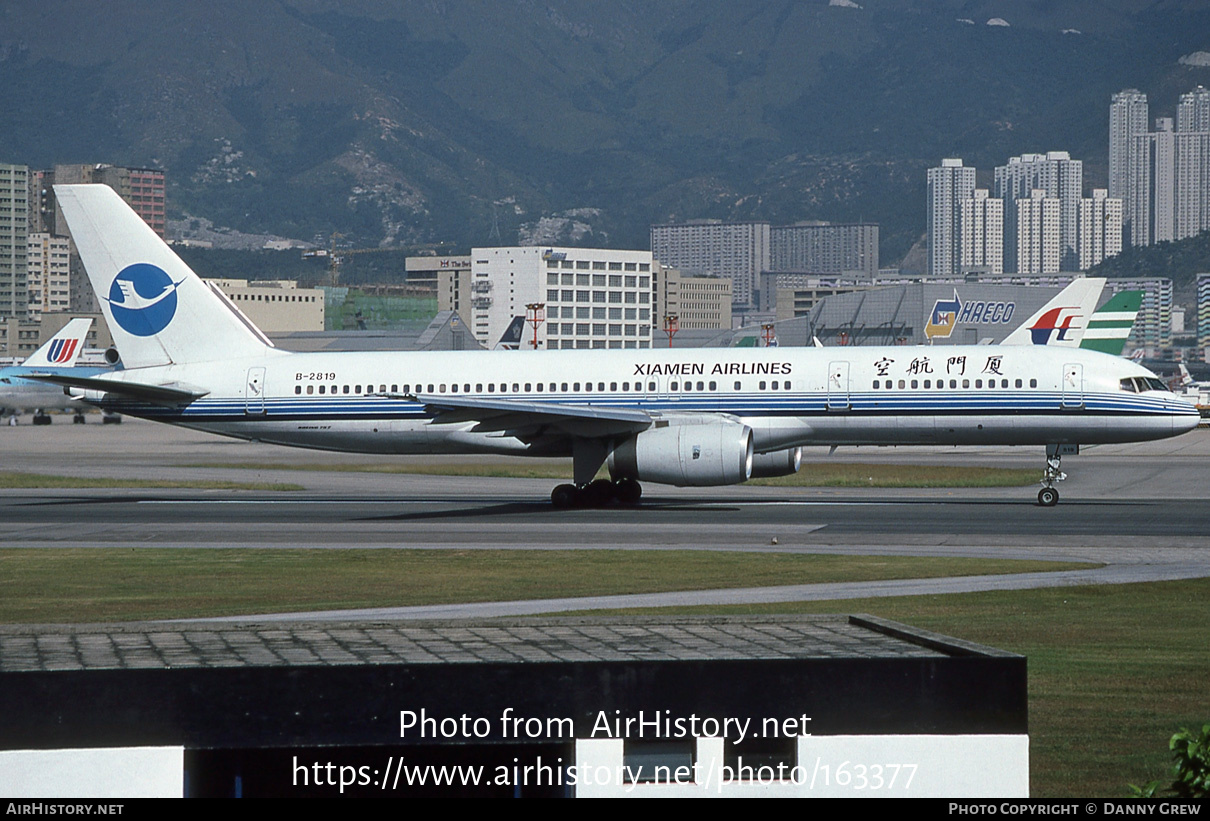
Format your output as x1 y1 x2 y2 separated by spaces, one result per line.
757 281 1080 349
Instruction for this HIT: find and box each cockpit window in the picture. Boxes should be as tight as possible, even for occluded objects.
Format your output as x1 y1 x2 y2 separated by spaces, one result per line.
1124 376 1170 392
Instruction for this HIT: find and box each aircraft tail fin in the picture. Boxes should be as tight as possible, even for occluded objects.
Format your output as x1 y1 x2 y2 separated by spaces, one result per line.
53 184 276 370
21 318 92 368
1079 289 1143 356
1000 277 1105 347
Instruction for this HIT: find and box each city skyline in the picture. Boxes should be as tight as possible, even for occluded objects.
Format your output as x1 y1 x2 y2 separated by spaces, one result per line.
3 3 1205 260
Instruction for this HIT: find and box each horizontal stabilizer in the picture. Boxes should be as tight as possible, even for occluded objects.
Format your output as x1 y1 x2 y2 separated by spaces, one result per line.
25 373 209 405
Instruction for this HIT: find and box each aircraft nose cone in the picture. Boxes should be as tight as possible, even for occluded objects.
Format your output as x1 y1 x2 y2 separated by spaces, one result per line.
1175 404 1202 435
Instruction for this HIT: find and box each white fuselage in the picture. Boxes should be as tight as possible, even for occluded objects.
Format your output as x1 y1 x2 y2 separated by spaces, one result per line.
82 344 1199 457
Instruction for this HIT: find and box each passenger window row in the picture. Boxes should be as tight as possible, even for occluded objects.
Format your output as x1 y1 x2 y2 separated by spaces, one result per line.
293 380 802 396
292 376 1064 398
871 378 1036 390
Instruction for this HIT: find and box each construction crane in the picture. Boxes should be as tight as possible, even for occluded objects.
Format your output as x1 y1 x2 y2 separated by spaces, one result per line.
303 233 400 287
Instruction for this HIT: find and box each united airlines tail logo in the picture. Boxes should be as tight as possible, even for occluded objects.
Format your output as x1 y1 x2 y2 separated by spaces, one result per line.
925 291 962 340
47 338 79 364
106 263 185 337
1029 307 1083 345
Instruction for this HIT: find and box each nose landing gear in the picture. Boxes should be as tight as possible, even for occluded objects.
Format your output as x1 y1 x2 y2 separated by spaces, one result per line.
1038 444 1068 507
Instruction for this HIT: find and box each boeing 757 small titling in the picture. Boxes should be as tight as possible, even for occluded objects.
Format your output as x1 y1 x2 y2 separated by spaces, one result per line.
35 185 1200 507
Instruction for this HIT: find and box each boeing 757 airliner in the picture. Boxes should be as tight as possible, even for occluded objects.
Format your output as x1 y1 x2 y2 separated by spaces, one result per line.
35 185 1199 507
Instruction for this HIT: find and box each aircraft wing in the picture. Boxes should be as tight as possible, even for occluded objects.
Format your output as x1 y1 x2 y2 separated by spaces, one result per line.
398 393 654 438
24 373 209 405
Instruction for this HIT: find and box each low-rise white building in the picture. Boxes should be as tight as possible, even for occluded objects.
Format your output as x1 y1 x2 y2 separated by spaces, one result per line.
464 247 655 350
208 279 325 333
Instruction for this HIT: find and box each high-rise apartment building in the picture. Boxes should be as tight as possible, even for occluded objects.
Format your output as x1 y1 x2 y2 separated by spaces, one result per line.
127 168 166 238
1174 129 1210 239
1115 87 1210 248
995 152 1082 271
0 163 29 320
1178 86 1210 134
650 221 770 310
1175 90 1210 240
768 222 879 279
960 189 1004 274
26 169 55 234
25 232 71 320
1130 116 1210 246
1078 189 1123 270
927 159 975 278
1130 119 1176 245
44 164 166 238
1110 89 1149 243
1198 273 1210 357
1015 189 1061 274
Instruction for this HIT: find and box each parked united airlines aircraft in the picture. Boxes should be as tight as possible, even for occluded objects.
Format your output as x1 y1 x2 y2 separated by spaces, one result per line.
40 185 1199 506
0 318 99 424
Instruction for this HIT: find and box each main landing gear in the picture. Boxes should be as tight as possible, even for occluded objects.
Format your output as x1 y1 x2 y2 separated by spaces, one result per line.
552 438 643 507
551 478 642 508
1038 444 1067 507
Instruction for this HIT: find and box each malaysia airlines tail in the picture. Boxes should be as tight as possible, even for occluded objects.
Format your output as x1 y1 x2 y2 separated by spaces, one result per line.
21 318 92 368
1000 277 1105 347
53 184 276 370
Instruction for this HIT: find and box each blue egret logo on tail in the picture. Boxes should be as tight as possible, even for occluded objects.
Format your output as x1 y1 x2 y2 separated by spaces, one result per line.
105 263 185 337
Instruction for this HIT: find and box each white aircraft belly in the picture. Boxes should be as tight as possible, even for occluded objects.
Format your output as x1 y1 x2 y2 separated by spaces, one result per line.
185 418 548 457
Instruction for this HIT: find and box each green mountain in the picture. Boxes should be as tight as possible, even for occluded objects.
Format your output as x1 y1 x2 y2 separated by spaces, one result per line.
1088 231 1210 305
2 0 1209 259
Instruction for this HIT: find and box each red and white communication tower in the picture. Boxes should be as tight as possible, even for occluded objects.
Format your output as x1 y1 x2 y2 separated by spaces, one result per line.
525 303 546 349
663 313 679 348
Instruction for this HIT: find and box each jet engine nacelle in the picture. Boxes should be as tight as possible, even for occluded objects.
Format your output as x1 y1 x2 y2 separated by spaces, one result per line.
68 389 109 403
749 446 802 478
608 419 753 487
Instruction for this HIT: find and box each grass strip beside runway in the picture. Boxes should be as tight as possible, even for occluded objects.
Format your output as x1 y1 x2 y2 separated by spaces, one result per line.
0 472 304 491
179 461 1039 487
583 579 1210 800
0 548 1090 622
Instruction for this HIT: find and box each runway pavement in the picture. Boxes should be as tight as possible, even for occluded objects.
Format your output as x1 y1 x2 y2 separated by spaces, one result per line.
3 415 1209 620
